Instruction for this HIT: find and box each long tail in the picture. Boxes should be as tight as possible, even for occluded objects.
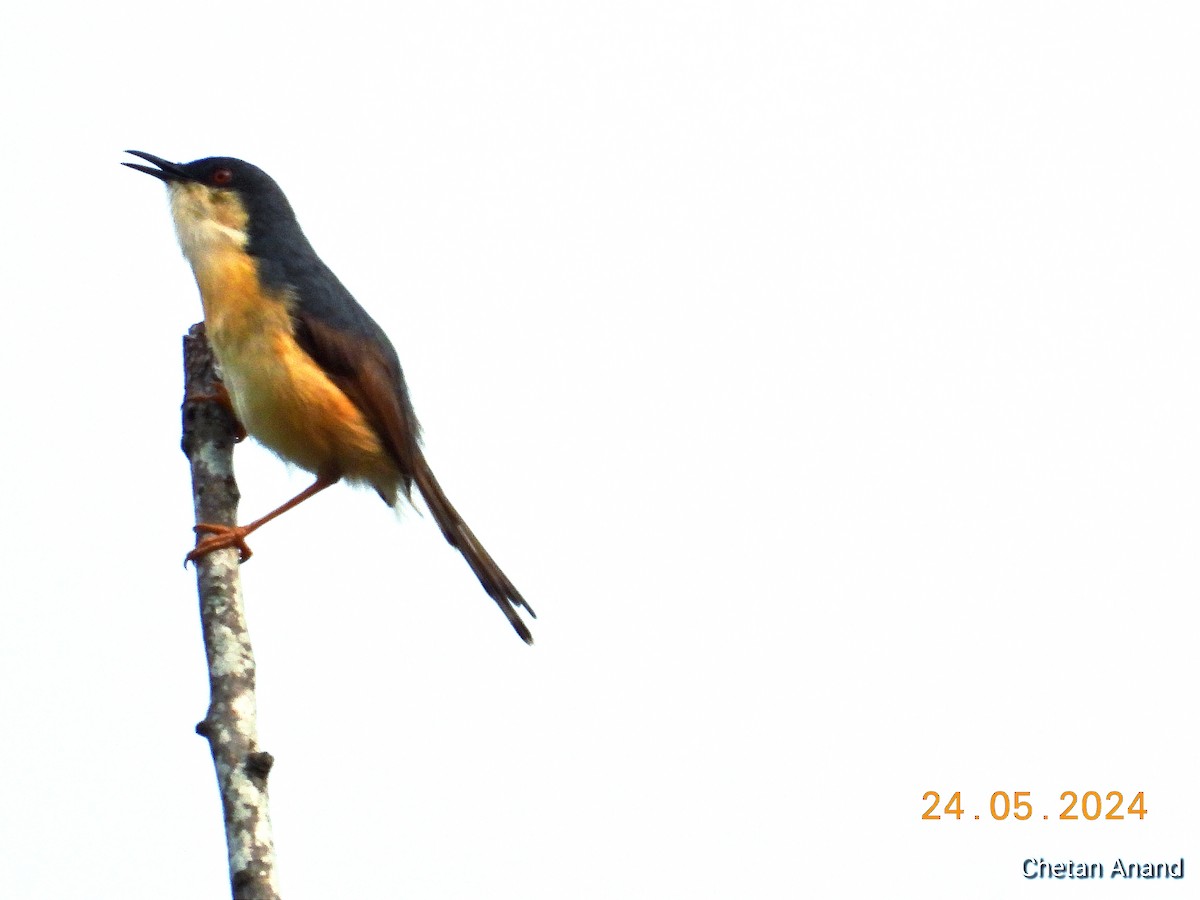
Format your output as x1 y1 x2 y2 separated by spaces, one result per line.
412 454 536 644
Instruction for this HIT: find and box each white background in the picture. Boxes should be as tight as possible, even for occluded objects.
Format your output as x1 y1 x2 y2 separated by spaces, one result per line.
0 2 1196 897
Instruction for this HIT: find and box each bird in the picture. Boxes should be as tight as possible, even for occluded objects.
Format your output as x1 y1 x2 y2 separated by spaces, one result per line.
124 151 535 644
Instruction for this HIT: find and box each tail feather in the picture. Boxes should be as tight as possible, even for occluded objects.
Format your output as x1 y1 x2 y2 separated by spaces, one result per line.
412 455 536 644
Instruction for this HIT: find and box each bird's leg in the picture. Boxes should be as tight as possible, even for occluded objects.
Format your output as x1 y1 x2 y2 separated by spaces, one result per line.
184 380 247 442
185 475 339 566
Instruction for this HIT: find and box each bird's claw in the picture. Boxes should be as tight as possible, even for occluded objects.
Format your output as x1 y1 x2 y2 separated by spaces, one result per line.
183 384 248 442
185 523 254 567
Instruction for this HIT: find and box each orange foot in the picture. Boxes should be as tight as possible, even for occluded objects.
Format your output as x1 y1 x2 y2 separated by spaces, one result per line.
184 383 248 443
185 523 254 566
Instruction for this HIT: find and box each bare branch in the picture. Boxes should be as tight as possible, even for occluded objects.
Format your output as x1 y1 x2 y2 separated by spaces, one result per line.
182 324 281 900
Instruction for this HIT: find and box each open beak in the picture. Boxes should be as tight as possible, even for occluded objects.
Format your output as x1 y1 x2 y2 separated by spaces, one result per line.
122 150 189 183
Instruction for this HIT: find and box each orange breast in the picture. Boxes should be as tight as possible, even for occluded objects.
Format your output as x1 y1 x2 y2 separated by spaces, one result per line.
191 248 402 502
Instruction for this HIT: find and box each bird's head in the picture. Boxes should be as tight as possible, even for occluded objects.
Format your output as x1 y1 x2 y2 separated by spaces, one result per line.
124 151 301 265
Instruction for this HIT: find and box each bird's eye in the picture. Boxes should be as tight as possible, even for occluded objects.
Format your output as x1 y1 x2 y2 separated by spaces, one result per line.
211 168 234 186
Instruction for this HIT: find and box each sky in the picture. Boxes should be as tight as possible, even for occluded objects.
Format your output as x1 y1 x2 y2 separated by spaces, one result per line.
0 2 1197 897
